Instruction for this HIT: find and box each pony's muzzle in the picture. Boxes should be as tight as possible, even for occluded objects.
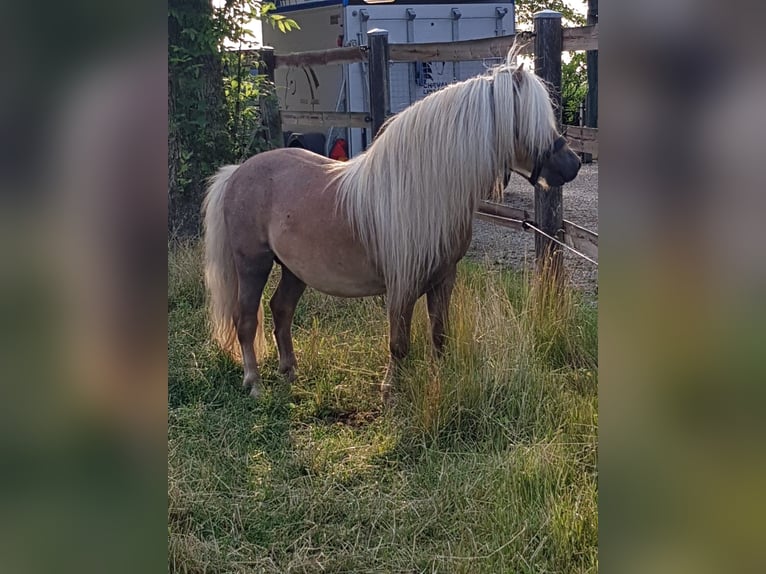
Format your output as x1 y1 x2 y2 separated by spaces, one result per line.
540 143 582 187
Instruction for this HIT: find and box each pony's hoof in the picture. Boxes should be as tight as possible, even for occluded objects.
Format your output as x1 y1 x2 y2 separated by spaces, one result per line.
249 384 263 399
243 373 260 392
279 366 297 384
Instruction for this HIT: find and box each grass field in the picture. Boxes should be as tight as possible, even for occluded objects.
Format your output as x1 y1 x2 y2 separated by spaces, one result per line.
168 241 598 573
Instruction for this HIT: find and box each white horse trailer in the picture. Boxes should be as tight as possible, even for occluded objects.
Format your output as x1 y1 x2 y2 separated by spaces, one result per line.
263 0 515 157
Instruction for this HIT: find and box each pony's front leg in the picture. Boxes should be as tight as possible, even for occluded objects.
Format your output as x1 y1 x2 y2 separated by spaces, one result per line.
381 297 416 405
426 265 457 356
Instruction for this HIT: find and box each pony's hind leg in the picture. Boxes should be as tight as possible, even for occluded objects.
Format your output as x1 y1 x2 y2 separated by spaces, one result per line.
269 266 306 383
236 255 274 398
426 265 457 356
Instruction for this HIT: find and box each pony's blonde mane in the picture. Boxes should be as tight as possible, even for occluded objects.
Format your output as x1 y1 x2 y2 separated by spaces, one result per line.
333 52 557 307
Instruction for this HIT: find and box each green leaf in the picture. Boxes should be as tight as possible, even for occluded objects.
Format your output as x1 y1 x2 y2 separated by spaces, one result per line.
261 2 277 17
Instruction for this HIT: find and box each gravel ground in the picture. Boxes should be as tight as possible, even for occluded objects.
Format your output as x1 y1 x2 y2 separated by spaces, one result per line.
467 162 598 296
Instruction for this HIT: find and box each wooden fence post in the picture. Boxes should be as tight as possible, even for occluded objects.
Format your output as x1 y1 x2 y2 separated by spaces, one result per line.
367 29 390 141
533 10 564 275
259 46 283 150
583 0 598 164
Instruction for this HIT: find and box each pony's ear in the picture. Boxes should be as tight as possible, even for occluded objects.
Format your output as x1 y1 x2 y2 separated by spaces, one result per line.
518 62 525 72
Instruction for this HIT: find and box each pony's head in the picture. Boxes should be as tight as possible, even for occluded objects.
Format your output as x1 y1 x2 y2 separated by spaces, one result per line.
491 57 581 189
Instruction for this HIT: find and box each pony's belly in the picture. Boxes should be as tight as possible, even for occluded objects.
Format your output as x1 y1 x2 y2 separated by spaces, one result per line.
275 252 385 298
297 268 385 298
270 226 385 298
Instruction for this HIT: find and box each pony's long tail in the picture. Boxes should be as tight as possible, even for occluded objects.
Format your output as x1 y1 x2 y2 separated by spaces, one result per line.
202 165 266 361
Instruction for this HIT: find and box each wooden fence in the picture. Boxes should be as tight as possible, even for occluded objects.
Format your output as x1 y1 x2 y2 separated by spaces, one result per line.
262 11 599 270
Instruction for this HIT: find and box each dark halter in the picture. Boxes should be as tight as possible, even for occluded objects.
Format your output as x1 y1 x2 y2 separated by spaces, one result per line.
527 135 568 186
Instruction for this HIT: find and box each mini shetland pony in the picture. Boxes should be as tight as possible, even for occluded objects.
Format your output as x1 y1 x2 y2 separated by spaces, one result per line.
203 52 581 401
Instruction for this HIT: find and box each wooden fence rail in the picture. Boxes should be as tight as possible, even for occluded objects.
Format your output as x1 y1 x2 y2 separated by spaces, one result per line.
476 201 598 261
562 219 598 261
274 45 366 69
558 24 600 53
391 24 597 62
564 125 598 157
281 111 370 129
272 24 598 70
389 33 529 63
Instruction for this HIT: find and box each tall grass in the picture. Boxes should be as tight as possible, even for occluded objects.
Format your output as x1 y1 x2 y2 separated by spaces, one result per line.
168 241 597 573
396 263 596 446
